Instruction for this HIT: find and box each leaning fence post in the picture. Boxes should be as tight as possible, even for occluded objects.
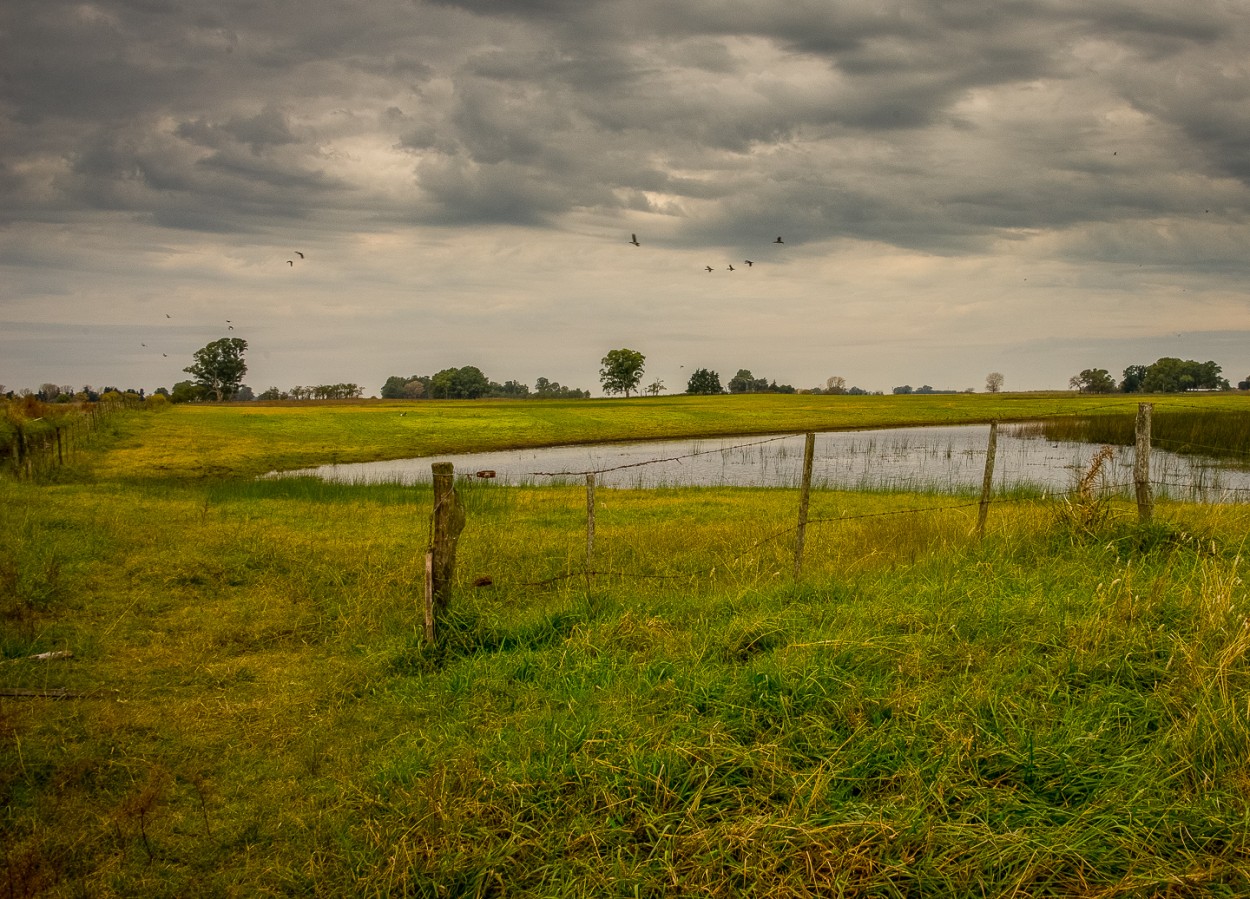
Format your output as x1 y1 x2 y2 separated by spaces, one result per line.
585 472 596 574
977 420 998 539
428 462 466 629
1134 403 1154 524
794 432 816 580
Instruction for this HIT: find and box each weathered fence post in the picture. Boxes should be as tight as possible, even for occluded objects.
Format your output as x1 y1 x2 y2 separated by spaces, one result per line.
423 551 435 642
585 472 596 574
428 462 466 633
977 420 998 539
794 432 816 580
1134 402 1154 524
56 427 64 467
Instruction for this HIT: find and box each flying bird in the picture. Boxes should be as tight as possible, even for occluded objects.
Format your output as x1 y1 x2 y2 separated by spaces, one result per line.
295 251 305 258
774 236 784 244
287 260 294 266
727 264 735 271
744 260 753 267
629 234 640 247
165 313 171 318
228 325 235 330
705 265 714 272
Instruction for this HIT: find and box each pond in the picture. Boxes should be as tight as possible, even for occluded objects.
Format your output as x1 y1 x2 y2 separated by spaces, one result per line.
275 424 1250 502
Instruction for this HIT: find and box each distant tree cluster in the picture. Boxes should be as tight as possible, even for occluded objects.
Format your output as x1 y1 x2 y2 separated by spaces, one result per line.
381 369 588 400
257 384 363 400
2 384 148 403
532 378 589 399
1072 358 1231 393
796 376 877 395
723 369 796 394
891 385 968 396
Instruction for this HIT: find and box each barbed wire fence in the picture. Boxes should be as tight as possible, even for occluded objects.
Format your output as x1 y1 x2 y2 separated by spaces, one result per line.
421 403 1250 637
1 395 142 479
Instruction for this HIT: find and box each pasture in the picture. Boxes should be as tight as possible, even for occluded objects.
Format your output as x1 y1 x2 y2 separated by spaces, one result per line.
3 394 1250 896
85 390 1246 481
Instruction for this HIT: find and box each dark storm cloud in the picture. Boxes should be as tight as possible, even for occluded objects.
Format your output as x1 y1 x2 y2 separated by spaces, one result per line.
2 0 1249 253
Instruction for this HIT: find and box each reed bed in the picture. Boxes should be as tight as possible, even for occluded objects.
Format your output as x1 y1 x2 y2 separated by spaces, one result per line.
1013 408 1250 465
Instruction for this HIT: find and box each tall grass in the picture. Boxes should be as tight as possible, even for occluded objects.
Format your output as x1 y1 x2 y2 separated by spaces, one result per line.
4 471 1250 896
1016 408 1250 465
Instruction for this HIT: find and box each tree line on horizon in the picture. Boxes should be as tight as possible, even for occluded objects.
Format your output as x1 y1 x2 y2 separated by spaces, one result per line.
381 370 590 400
6 344 1248 406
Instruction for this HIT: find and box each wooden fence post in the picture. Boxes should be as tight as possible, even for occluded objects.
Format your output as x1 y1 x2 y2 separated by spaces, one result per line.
585 472 596 573
423 551 436 642
429 462 466 624
1134 403 1154 524
794 432 816 580
977 420 998 539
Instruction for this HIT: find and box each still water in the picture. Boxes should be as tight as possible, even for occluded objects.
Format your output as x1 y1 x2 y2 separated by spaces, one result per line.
276 424 1250 501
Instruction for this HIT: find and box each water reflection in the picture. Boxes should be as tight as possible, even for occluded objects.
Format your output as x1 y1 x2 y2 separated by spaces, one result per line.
276 424 1250 501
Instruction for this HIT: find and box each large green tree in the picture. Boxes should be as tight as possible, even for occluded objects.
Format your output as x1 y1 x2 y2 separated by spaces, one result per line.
184 338 247 401
1120 364 1149 393
429 366 490 399
1069 368 1116 393
599 349 645 397
686 368 723 395
727 369 768 394
1140 357 1228 392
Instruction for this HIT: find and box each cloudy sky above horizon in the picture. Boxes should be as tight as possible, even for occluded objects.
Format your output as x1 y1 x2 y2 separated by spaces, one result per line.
2 0 1248 397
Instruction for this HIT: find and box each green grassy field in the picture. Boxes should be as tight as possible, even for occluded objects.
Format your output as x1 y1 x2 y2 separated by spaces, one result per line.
3 395 1250 896
88 391 1247 481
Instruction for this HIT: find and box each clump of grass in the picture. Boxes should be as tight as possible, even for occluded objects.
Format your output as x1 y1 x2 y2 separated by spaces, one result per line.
1055 444 1116 536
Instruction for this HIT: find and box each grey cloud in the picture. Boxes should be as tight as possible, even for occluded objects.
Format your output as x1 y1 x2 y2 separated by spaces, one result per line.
3 0 1248 249
176 106 300 154
414 156 573 225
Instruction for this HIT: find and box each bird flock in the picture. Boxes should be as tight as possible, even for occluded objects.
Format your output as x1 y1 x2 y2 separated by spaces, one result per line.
630 234 781 272
139 251 304 359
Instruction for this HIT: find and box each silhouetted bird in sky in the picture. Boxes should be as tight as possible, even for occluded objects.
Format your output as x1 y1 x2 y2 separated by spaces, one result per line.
629 234 640 246
727 264 735 271
705 265 714 272
295 251 304 258
744 260 753 267
165 313 171 318
287 260 294 266
228 325 234 330
774 236 784 244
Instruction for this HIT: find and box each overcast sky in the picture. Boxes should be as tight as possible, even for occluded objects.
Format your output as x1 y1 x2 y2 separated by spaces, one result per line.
2 0 1248 397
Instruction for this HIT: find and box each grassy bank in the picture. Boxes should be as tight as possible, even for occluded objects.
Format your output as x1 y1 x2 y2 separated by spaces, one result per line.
4 468 1250 895
88 392 1248 481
